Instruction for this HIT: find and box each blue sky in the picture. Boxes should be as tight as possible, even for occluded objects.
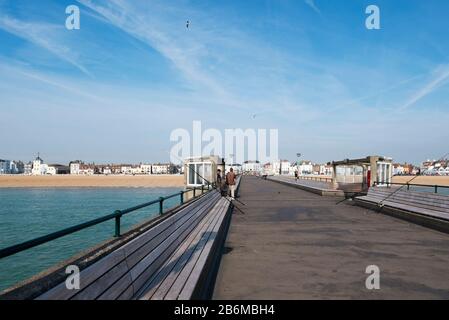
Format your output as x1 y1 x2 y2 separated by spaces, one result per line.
1 0 448 165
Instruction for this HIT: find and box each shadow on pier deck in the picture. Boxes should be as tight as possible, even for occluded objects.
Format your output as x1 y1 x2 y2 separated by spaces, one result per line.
213 176 449 299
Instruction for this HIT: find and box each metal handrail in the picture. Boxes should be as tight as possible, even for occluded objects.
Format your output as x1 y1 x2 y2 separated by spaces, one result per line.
374 181 449 194
0 184 215 260
298 175 332 183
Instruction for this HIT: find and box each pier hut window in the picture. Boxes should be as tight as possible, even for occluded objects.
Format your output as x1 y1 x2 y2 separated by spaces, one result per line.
187 162 213 186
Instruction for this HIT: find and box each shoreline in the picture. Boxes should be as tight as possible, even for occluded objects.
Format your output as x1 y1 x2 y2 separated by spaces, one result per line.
0 175 185 188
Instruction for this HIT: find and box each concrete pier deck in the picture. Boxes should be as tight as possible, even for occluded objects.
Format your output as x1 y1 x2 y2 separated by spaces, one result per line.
213 176 449 299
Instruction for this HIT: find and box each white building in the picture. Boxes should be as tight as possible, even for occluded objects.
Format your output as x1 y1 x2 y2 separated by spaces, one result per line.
140 164 152 175
24 162 32 175
319 164 333 176
225 163 242 174
78 164 95 175
32 155 49 175
0 160 10 174
242 161 261 174
263 163 273 175
271 160 291 175
46 166 57 175
70 161 81 175
152 163 171 174
0 159 21 174
393 164 405 175
298 161 313 175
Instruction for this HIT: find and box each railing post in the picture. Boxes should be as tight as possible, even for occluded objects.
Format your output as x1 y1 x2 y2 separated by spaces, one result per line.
201 184 204 194
114 210 122 237
193 188 196 198
407 183 410 191
435 185 438 194
180 191 184 205
159 197 164 215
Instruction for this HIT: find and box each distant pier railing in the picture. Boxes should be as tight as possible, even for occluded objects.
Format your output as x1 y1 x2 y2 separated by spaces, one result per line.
0 184 216 260
297 175 333 183
374 181 449 195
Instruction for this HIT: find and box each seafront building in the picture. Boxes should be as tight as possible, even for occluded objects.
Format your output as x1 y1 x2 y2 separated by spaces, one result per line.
0 159 20 174
24 162 32 175
31 155 48 175
66 161 178 175
421 159 449 175
242 161 261 174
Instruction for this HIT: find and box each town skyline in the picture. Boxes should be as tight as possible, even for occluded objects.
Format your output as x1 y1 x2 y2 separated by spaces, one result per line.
2 151 448 176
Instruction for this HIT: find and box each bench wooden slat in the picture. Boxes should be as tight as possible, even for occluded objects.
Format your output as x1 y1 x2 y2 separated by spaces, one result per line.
128 195 220 296
364 194 449 213
36 248 126 300
369 189 449 205
162 200 227 300
136 200 224 300
34 189 230 301
358 191 449 221
369 187 449 202
122 193 220 259
368 188 449 206
367 190 449 213
96 271 134 300
177 200 230 300
380 200 449 220
124 193 217 282
71 260 130 300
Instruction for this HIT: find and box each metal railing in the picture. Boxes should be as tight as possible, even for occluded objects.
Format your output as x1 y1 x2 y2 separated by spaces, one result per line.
374 181 449 194
0 184 215 260
298 175 333 183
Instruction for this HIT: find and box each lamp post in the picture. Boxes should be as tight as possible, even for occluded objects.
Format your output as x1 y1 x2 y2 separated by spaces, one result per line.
296 153 302 176
228 154 234 173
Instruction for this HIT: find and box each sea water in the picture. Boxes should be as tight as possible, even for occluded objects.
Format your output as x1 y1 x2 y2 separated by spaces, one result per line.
0 187 181 292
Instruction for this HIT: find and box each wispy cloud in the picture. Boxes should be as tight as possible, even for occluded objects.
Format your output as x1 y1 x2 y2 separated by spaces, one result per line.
77 0 227 96
0 15 91 76
304 0 321 15
400 65 449 110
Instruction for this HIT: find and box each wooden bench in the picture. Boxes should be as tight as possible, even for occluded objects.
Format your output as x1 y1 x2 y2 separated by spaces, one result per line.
36 190 232 300
355 186 449 232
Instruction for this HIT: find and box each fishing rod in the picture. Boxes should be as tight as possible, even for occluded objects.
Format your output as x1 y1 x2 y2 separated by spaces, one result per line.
166 152 247 214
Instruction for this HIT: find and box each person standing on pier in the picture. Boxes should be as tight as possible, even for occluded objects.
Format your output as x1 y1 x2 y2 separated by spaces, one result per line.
216 169 225 196
226 168 237 199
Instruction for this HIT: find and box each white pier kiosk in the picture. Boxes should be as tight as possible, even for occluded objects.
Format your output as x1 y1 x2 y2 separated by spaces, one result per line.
330 155 393 192
183 155 225 189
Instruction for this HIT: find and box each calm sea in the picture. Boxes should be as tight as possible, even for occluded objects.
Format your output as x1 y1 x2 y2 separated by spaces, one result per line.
0 187 181 292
